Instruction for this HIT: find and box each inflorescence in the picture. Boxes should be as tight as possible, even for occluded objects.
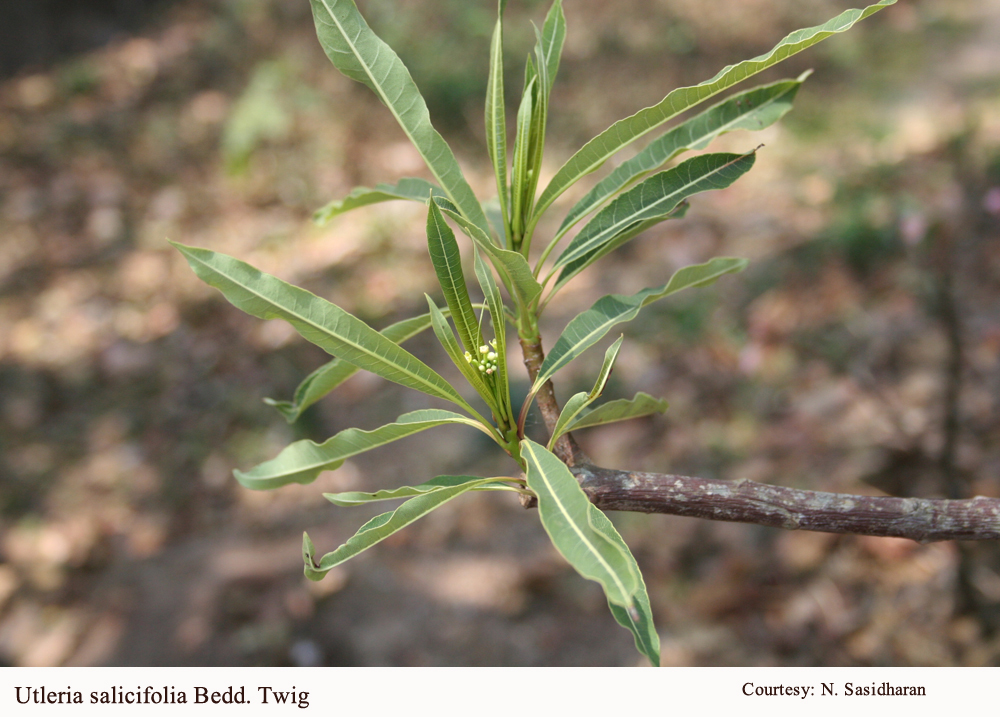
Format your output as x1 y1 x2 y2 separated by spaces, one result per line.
465 340 499 376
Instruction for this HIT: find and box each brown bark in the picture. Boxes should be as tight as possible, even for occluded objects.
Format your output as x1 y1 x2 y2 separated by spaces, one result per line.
519 335 584 466
573 463 1000 542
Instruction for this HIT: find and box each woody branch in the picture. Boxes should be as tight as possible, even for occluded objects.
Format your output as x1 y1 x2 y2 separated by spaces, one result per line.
520 338 1000 543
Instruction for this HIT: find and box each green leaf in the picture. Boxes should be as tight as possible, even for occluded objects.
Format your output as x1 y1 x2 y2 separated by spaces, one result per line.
552 203 690 295
589 508 660 666
533 257 748 391
530 0 896 225
325 474 516 506
517 0 564 246
485 10 510 245
235 409 491 490
548 336 623 449
474 250 513 425
427 201 481 354
538 0 566 98
172 242 477 414
567 392 668 432
304 476 501 579
521 439 639 609
433 198 542 309
510 74 536 241
558 74 807 236
313 178 444 225
308 0 488 232
554 151 757 272
265 312 436 423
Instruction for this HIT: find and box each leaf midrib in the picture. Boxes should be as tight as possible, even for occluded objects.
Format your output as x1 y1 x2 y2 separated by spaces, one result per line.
558 153 749 268
315 0 465 221
186 247 460 404
523 441 632 604
429 217 477 350
252 414 478 479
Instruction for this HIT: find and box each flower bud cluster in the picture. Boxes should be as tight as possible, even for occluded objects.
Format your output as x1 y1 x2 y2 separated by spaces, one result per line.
465 339 499 376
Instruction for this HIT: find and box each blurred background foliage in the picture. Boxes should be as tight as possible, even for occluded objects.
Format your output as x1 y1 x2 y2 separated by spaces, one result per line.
1 0 1000 666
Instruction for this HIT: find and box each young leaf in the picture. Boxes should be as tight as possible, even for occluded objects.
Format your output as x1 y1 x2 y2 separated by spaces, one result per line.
538 0 566 98
567 392 668 432
308 0 488 232
548 336 623 449
533 257 748 391
518 0 564 246
433 198 543 309
485 6 510 245
553 151 757 272
530 0 896 226
265 312 437 423
172 242 477 415
325 474 517 506
521 438 639 609
304 476 502 579
235 409 493 490
589 507 660 666
427 201 481 354
558 74 807 236
510 74 537 243
314 178 444 225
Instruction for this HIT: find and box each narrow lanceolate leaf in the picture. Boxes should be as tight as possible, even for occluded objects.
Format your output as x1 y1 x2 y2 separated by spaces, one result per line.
519 0 564 235
521 439 639 609
172 242 475 413
558 74 807 235
533 257 748 391
548 336 623 449
433 198 543 308
538 0 566 97
427 201 481 354
325 474 517 506
425 296 498 417
552 203 690 295
554 151 757 271
303 476 500 579
474 250 512 424
265 312 436 424
589 508 660 666
314 178 444 225
235 409 491 490
567 392 668 432
531 0 896 224
510 74 536 242
308 0 488 232
485 10 510 245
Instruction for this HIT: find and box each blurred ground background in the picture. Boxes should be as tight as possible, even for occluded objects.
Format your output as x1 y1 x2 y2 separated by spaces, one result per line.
1 0 1000 666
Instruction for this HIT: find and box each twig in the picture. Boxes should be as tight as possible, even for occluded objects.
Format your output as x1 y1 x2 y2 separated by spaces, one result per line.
572 463 1000 542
